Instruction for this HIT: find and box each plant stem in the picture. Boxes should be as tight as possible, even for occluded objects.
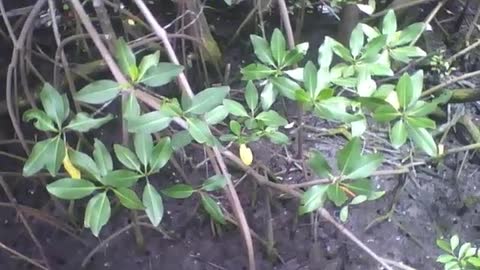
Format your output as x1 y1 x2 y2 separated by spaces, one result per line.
422 69 480 97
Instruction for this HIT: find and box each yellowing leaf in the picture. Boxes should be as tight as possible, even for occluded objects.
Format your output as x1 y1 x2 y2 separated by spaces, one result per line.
385 91 400 110
63 150 81 179
239 144 253 166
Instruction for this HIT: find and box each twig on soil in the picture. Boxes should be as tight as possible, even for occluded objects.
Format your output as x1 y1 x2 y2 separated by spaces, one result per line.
0 177 51 269
92 0 117 51
465 5 480 45
447 38 480 63
410 0 448 46
422 69 480 97
0 240 48 270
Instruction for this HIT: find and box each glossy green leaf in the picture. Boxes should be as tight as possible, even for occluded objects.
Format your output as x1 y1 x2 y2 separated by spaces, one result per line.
114 144 141 172
356 69 376 97
308 150 331 178
410 70 424 104
327 184 348 207
134 132 153 170
102 170 142 188
93 139 113 176
23 109 57 132
260 82 277 110
267 130 289 144
271 77 300 100
373 104 400 122
40 83 66 127
340 205 349 222
46 136 65 176
350 195 368 205
205 105 229 125
407 101 438 117
360 23 380 40
349 24 364 58
331 39 353 62
406 116 436 129
115 37 138 81
69 149 101 180
223 99 249 117
391 22 425 47
282 48 304 68
241 63 276 80
23 139 53 176
113 187 144 209
436 239 452 253
344 153 383 179
458 242 471 259
256 110 288 127
304 61 318 98
61 94 70 123
186 117 214 145
343 178 373 196
351 116 367 137
391 46 426 59
65 113 113 132
201 193 226 224
299 185 328 215
202 175 227 191
337 137 362 175
390 119 407 149
271 29 286 66
229 120 241 136
314 97 363 123
407 126 437 156
75 80 120 104
149 137 172 173
143 182 164 226
361 35 387 60
250 34 275 66
84 192 111 237
47 178 96 199
171 130 193 150
450 235 460 252
318 38 333 68
139 63 183 87
162 184 194 199
382 10 397 35
137 51 160 81
122 93 141 120
127 111 172 134
245 81 258 112
467 257 480 267
396 73 413 109
185 86 230 114
436 254 456 264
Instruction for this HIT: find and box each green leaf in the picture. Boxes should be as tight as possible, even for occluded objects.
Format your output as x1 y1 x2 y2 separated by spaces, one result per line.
304 61 318 98
382 10 397 35
241 63 276 80
267 130 289 144
407 101 438 117
350 195 368 205
149 137 172 173
260 82 277 110
444 261 461 270
344 153 383 179
458 242 471 259
113 187 144 210
351 116 367 137
270 29 287 66
186 117 214 145
327 184 348 207
361 35 387 60
65 113 113 132
102 170 142 188
410 70 424 104
47 178 96 199
75 80 120 104
356 69 376 97
205 105 229 125
127 111 172 134
314 97 363 123
299 185 328 215
373 104 400 122
202 175 227 191
137 51 160 81
396 73 413 109
318 38 333 69
171 130 193 150
93 139 113 176
467 257 480 267
343 178 373 196
46 136 65 176
250 34 275 66
69 149 101 180
123 93 141 120
391 46 426 59
245 81 259 112
40 83 66 127
114 144 141 172
84 192 111 237
308 150 331 178
23 109 57 132
162 184 194 199
201 193 226 224
223 99 249 117
340 205 349 222
436 239 452 253
115 37 138 81
229 120 241 135
139 63 183 87
349 24 364 58
360 23 381 40
256 110 288 127
337 137 362 175
407 126 437 156
390 119 407 149
134 132 153 170
391 22 425 47
61 94 70 123
283 49 304 67
330 39 353 62
406 116 436 129
436 254 456 264
143 182 164 226
271 77 300 100
185 86 230 114
450 235 460 252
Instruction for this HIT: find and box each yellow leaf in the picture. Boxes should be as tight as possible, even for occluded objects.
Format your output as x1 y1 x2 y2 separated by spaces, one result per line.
385 91 400 110
239 144 253 166
63 151 81 179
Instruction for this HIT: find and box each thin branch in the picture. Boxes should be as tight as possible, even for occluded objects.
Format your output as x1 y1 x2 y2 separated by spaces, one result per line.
0 240 48 270
447 38 480 63
465 5 480 44
410 0 448 45
422 69 480 97
363 0 433 22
